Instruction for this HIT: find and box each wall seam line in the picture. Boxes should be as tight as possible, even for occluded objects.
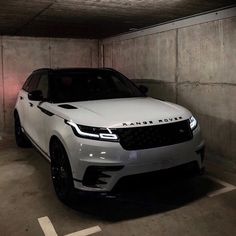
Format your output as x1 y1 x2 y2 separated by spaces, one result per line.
49 38 52 68
1 37 5 131
175 28 179 103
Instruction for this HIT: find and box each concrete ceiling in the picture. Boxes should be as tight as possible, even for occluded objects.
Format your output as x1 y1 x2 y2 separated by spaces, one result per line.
0 0 235 39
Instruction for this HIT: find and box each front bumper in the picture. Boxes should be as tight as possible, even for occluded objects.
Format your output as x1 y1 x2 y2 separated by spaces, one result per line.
65 125 204 192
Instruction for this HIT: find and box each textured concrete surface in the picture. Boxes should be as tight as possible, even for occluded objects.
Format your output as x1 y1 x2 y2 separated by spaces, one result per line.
101 16 236 164
178 18 236 84
178 84 236 161
133 80 177 103
0 0 235 38
1 136 236 236
0 36 98 133
177 17 236 161
135 31 176 82
2 37 50 133
112 39 136 79
106 31 176 82
50 38 98 68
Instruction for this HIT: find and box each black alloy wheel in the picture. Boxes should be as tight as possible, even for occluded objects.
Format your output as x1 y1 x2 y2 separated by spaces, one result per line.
50 140 74 203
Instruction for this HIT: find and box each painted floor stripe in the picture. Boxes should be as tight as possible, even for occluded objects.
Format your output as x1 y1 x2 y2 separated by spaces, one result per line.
206 175 236 197
38 216 101 236
64 226 102 236
38 216 58 236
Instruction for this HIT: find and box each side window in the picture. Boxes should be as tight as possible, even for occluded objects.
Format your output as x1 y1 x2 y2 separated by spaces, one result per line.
22 75 33 92
36 74 49 99
28 74 40 92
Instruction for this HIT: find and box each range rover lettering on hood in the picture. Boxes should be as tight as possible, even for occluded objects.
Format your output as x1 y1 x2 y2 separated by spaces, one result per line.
122 116 183 127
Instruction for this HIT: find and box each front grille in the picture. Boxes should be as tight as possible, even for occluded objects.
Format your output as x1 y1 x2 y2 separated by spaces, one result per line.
114 120 193 150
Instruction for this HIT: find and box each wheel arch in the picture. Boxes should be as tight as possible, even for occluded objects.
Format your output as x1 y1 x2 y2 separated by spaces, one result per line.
49 135 64 155
49 134 72 165
48 129 78 180
49 135 75 202
14 109 19 118
14 108 23 125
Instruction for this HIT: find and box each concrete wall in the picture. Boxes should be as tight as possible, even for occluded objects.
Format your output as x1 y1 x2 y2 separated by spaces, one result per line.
101 16 236 163
0 36 98 133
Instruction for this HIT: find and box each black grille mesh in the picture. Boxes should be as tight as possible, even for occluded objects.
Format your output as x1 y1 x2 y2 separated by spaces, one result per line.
114 120 193 150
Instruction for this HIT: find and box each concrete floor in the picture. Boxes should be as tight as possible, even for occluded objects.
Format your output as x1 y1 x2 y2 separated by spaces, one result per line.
1 135 236 236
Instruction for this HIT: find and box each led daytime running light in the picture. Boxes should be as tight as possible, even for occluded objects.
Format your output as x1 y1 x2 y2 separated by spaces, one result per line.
66 120 118 141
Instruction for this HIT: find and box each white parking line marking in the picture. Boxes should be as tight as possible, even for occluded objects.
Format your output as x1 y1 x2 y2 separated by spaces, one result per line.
38 216 58 236
206 175 236 197
64 226 102 236
38 216 101 236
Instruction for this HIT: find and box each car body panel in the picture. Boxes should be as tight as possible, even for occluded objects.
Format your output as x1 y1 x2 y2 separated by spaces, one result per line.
40 97 191 128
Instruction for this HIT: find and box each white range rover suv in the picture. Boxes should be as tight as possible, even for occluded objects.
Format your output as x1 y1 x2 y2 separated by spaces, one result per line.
14 68 205 202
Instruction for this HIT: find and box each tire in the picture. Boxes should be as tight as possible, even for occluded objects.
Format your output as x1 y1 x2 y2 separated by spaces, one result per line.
50 139 74 203
14 113 31 148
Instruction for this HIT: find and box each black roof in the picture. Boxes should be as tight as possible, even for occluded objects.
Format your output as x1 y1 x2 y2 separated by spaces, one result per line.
33 67 116 74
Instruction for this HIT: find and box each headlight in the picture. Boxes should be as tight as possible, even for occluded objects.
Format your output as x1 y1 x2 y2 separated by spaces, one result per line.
65 120 118 142
189 116 198 130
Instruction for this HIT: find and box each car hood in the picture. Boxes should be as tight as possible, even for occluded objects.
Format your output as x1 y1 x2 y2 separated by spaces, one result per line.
45 97 192 128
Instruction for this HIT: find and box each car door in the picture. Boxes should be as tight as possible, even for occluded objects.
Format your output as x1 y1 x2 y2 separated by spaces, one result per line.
17 74 33 129
27 72 50 152
22 73 41 137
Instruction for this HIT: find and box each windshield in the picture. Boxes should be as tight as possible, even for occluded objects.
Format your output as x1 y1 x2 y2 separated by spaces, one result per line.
50 70 145 103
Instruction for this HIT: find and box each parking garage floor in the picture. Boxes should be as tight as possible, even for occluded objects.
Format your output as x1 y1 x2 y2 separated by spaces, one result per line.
1 135 236 236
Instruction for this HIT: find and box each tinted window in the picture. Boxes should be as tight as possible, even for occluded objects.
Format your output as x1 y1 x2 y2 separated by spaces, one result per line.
36 74 49 99
50 70 144 103
27 74 40 92
22 75 33 92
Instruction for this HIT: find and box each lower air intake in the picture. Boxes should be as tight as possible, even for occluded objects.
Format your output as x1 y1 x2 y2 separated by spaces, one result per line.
82 166 124 188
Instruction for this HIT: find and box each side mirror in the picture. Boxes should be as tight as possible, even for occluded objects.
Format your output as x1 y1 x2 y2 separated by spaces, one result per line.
28 90 43 101
138 85 148 94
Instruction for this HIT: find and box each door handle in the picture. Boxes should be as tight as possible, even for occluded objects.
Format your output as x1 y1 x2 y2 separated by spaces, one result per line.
29 102 34 107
